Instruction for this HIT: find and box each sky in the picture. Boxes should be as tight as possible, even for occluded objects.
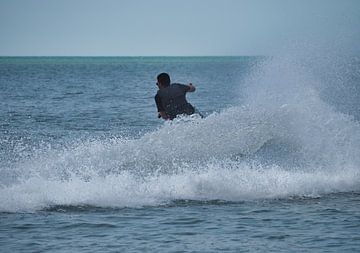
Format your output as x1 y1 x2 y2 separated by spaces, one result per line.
0 0 359 56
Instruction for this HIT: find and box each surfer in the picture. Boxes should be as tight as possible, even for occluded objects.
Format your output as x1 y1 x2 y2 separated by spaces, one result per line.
155 72 196 120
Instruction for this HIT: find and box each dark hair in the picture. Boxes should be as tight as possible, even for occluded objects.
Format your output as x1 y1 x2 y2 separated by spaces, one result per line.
157 73 171 87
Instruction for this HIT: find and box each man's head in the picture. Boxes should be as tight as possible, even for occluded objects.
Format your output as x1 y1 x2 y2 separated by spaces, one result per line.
157 73 171 87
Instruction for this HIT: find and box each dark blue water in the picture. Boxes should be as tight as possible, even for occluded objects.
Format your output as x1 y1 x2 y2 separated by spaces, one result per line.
1 56 359 252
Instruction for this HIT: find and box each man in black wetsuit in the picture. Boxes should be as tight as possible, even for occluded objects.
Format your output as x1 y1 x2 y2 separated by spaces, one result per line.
155 73 196 120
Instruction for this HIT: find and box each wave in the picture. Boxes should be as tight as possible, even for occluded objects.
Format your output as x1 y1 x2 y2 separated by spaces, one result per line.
1 52 360 213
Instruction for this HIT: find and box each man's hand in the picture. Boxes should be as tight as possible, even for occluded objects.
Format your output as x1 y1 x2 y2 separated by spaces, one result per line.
188 83 196 92
158 111 169 120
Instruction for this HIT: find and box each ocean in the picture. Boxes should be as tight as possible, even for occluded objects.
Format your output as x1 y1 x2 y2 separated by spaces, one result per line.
0 55 359 252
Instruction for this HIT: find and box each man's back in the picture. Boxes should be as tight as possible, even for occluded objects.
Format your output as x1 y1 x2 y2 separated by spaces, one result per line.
155 83 195 119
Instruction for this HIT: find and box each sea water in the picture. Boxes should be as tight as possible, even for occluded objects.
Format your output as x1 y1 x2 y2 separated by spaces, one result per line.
0 55 359 252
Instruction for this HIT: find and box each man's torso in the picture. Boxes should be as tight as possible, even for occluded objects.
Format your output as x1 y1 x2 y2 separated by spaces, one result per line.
155 83 194 119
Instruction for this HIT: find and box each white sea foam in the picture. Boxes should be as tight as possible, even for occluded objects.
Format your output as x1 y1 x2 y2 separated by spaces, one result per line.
1 159 359 212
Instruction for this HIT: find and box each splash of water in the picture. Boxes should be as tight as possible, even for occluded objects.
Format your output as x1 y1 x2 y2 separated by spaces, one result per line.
1 50 360 212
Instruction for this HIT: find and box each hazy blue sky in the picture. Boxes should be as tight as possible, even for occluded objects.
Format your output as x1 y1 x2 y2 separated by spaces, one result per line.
0 0 359 56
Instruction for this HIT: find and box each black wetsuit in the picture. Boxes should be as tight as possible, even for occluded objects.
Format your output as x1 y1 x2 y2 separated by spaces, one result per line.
155 83 195 119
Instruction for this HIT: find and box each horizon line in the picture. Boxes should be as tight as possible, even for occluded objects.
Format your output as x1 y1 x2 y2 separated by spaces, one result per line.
0 55 266 58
